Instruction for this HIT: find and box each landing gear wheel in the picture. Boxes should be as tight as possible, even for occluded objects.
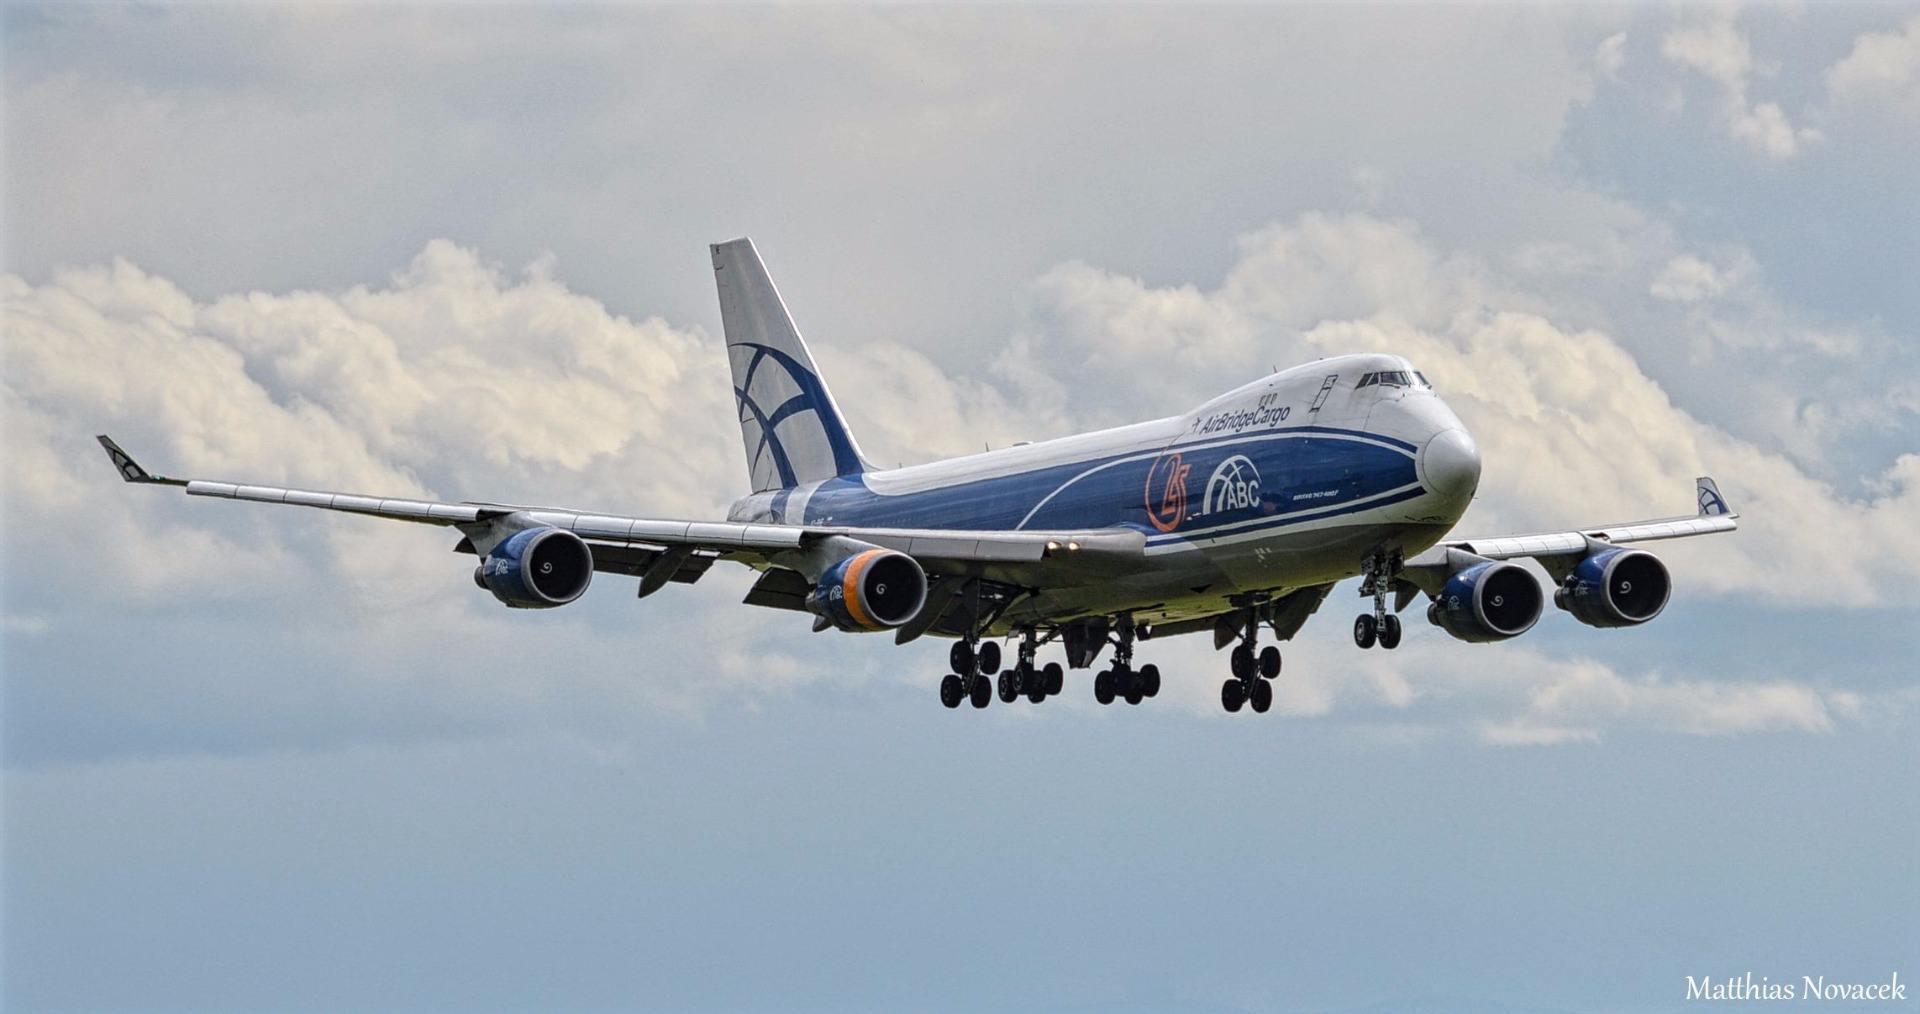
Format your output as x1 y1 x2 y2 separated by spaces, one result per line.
997 670 1019 703
1094 670 1116 705
1221 679 1247 713
940 674 964 709
1259 646 1281 679
1249 678 1273 713
949 641 975 675
969 674 992 709
1378 614 1402 650
1025 664 1047 704
1140 664 1161 698
1044 662 1064 696
1122 669 1144 706
1353 613 1378 649
977 641 1002 673
1231 644 1256 679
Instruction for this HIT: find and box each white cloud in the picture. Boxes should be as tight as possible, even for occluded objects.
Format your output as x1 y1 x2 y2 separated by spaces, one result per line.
1824 15 1920 102
7 227 1912 751
1595 32 1628 81
1650 252 1747 303
1018 214 1920 605
1661 13 1820 158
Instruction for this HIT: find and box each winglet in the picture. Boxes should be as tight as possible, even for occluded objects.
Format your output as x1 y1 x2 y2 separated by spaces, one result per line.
97 435 187 486
1696 476 1733 517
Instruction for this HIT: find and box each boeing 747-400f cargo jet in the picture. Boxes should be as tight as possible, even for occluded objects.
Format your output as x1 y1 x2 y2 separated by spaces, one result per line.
101 238 1739 714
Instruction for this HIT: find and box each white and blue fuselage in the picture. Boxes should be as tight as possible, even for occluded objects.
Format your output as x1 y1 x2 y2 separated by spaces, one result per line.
729 353 1482 631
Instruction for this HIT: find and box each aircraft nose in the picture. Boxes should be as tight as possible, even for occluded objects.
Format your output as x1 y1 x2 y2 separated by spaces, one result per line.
1419 427 1481 501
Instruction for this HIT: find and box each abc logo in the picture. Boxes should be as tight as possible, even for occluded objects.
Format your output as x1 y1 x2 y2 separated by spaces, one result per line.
1202 455 1262 515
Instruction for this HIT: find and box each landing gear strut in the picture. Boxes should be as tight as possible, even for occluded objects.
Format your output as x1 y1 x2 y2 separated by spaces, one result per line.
1221 610 1278 714
1354 551 1403 651
1092 617 1160 707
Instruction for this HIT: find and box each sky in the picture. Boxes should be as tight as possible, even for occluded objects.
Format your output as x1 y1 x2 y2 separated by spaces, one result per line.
3 3 1918 1012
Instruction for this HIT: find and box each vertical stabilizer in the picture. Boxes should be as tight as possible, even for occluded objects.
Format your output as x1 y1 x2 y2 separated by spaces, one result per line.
712 238 871 493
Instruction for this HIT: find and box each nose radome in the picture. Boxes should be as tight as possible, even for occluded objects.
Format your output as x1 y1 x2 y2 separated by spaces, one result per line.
1419 427 1481 501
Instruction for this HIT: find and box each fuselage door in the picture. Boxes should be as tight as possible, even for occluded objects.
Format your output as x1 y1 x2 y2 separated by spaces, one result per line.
1308 375 1339 415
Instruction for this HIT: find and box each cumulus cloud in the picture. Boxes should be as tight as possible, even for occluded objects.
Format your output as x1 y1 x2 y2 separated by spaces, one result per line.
1016 213 1920 605
1595 32 1628 81
1661 13 1819 158
1649 252 1749 303
7 228 1911 754
1824 15 1920 103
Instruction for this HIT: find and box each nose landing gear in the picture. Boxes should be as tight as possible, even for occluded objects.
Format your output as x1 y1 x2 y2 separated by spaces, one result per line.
1354 552 1404 651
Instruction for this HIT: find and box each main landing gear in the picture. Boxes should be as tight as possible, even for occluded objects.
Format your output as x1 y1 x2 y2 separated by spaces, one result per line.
1091 618 1159 707
1220 612 1279 714
940 629 1063 709
1353 551 1403 651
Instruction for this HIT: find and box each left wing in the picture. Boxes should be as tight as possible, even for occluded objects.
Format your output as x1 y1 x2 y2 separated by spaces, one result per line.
95 435 1143 588
1401 476 1738 595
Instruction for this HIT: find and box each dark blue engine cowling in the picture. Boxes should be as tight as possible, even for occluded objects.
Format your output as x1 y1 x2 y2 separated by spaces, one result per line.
1555 548 1671 628
1427 561 1544 642
804 549 927 632
475 526 594 608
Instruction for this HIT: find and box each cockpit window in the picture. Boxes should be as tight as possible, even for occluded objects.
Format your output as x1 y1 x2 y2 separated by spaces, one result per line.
1359 369 1431 390
1415 371 1431 388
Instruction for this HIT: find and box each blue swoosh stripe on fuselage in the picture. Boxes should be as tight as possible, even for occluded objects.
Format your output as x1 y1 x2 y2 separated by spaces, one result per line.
1142 485 1428 549
798 428 1423 535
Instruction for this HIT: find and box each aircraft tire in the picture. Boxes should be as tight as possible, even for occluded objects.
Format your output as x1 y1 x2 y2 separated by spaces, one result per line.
1353 614 1378 649
1230 644 1255 679
970 675 992 709
1026 675 1047 704
1379 615 1402 650
1259 646 1281 679
997 670 1018 703
1094 670 1115 705
1045 662 1065 696
1140 664 1161 698
950 641 975 675
978 641 1002 673
940 674 964 709
1249 679 1273 713
1221 679 1246 713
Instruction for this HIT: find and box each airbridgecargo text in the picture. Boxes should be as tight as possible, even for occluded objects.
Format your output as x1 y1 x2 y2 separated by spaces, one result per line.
1683 972 1904 1001
1192 403 1290 436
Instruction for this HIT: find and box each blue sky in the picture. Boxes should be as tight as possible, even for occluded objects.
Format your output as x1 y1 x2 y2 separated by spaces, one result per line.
4 4 1917 1011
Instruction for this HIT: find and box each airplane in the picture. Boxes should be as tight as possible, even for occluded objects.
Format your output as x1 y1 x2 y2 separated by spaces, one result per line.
99 238 1739 714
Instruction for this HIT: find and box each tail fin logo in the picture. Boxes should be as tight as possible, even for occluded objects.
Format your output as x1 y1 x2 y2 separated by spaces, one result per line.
1696 477 1730 517
733 342 863 491
1145 452 1190 532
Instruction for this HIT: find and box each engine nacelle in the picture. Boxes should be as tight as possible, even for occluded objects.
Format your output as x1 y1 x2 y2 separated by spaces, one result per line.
475 526 593 609
804 549 927 632
1554 547 1671 628
1427 560 1543 643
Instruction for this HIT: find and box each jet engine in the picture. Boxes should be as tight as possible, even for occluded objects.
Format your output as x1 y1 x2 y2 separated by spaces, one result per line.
1427 560 1543 642
1554 547 1671 628
805 548 927 632
474 526 594 608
